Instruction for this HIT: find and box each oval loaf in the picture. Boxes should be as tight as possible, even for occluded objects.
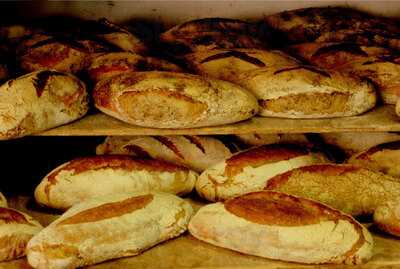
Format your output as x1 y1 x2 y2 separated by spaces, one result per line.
93 71 258 128
0 70 88 140
0 207 43 262
189 191 373 265
27 192 193 269
196 144 328 201
96 135 238 172
35 155 198 210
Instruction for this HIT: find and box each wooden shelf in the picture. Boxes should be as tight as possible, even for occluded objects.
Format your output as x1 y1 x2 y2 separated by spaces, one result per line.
3 195 400 269
35 105 400 137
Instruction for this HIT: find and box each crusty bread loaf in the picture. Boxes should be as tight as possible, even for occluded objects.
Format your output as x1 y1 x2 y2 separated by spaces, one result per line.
185 48 299 83
35 155 197 210
237 64 376 118
27 192 193 269
265 164 400 216
189 191 373 265
319 132 400 156
196 144 328 202
96 135 237 172
0 207 43 261
88 52 182 82
288 42 400 104
264 7 400 49
93 71 258 128
18 33 89 74
160 18 264 54
0 70 88 140
374 200 400 237
0 192 7 207
234 133 310 147
348 141 400 178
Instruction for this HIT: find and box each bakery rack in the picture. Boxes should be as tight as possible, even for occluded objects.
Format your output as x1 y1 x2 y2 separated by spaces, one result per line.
2 1 400 269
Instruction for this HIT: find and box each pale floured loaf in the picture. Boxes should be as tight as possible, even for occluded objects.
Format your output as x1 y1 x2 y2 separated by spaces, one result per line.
96 135 238 172
93 71 258 128
0 70 88 140
27 192 193 269
0 192 7 207
189 191 373 265
237 65 377 118
265 164 400 216
348 141 400 178
0 207 43 261
34 155 197 210
196 144 328 202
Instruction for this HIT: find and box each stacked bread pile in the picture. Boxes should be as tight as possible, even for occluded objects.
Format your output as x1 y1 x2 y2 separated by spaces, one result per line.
1 6 400 269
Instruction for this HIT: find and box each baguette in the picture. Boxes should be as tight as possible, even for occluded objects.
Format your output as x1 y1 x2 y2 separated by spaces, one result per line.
189 191 373 265
0 207 43 261
288 42 400 104
0 192 6 207
88 52 182 82
0 70 88 140
196 144 328 201
348 141 400 178
96 135 238 172
27 192 193 269
34 155 197 210
93 71 258 128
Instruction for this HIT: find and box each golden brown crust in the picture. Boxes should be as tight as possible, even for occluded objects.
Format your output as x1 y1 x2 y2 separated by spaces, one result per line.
58 195 153 225
224 191 339 226
355 141 400 160
0 207 32 225
225 144 310 177
266 164 360 189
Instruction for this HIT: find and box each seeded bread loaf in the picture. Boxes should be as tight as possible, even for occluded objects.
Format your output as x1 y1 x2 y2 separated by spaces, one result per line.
196 144 328 201
93 71 258 128
189 191 373 265
27 192 193 269
96 135 238 172
0 207 42 262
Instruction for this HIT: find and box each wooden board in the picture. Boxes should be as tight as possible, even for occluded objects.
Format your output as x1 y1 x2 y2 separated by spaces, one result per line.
35 105 400 137
2 196 400 269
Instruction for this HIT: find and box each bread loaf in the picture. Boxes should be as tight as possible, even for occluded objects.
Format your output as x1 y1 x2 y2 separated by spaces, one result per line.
160 18 264 54
237 65 377 118
196 144 328 201
348 141 400 178
265 164 400 216
93 71 258 128
0 70 88 140
319 132 400 156
96 135 238 172
185 48 299 83
189 191 373 265
27 192 193 269
374 200 400 237
288 42 400 104
264 7 400 49
34 155 197 210
0 207 43 261
88 52 182 82
234 133 310 147
0 192 7 207
18 33 89 74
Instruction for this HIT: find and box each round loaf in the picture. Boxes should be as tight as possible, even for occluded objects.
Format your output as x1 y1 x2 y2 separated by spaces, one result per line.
0 207 43 262
0 70 88 140
93 71 259 128
96 135 237 172
34 155 198 210
348 141 400 178
189 191 373 265
88 52 182 82
196 144 328 201
27 192 193 269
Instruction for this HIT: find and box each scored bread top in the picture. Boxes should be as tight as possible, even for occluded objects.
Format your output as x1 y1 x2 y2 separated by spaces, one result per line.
352 141 400 160
224 144 312 177
0 207 34 225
